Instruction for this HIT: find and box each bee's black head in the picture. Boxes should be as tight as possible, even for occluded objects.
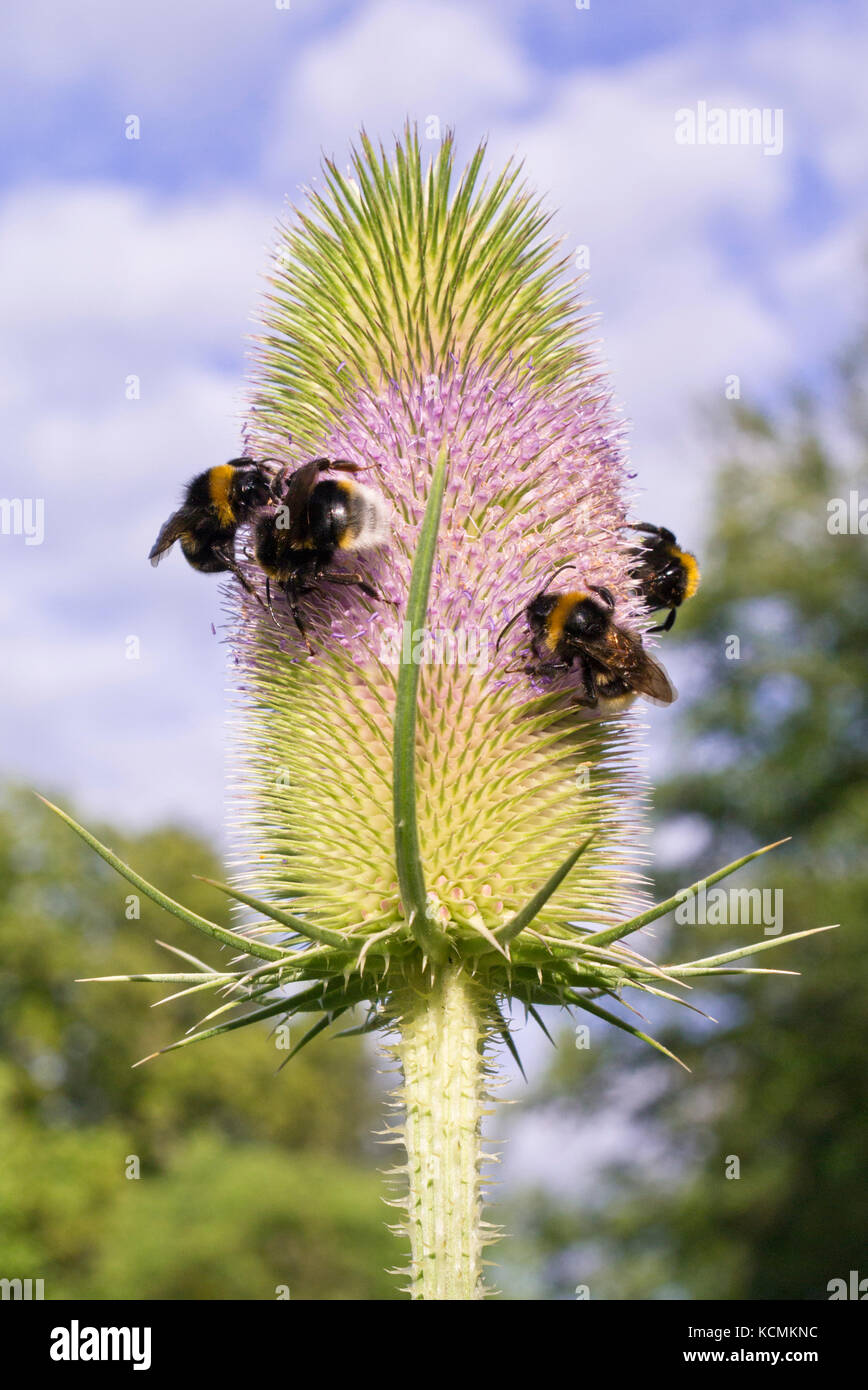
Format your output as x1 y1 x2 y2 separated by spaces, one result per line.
231 463 274 514
526 592 559 631
562 591 612 641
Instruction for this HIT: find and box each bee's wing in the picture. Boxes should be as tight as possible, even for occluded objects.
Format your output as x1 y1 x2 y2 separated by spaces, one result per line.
634 650 677 705
281 462 319 543
583 627 677 706
148 507 194 566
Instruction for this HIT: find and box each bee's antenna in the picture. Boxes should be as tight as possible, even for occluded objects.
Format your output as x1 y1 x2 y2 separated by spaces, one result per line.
540 560 577 594
495 606 524 655
496 562 578 655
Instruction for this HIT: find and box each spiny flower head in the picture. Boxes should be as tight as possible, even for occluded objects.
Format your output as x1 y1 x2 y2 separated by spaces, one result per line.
222 125 657 1007
51 127 830 1077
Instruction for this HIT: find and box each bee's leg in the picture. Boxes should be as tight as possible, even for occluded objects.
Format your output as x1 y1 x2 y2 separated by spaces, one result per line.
649 608 677 634
630 522 662 538
225 558 270 610
212 540 261 605
259 576 283 629
210 540 250 592
211 551 260 610
283 581 316 655
229 563 254 594
503 657 572 677
319 572 398 606
573 656 599 708
529 635 570 675
503 634 569 677
261 575 290 632
310 457 365 475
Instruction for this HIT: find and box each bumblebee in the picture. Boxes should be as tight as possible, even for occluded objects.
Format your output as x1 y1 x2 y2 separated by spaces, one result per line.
627 522 699 632
253 457 391 651
149 457 276 593
498 582 675 713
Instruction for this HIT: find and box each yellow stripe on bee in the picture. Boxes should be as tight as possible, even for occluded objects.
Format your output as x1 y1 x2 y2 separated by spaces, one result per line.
545 591 587 651
208 465 236 527
673 548 700 599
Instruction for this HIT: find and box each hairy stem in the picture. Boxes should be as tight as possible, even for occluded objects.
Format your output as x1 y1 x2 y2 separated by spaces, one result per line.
396 964 489 1299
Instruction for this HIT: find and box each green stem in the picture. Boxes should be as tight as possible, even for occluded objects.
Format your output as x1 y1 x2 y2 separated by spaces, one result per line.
396 964 488 1300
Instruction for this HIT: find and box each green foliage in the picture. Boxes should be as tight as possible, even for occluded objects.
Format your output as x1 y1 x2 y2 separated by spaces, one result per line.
0 788 397 1299
659 387 868 859
638 368 868 1299
501 340 868 1300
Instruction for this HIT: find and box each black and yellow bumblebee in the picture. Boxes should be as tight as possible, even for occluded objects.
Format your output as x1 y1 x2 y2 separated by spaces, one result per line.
149 457 276 593
498 580 676 713
253 457 391 651
627 522 700 632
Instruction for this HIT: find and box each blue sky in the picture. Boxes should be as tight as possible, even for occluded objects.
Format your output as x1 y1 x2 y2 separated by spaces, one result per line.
2 0 867 841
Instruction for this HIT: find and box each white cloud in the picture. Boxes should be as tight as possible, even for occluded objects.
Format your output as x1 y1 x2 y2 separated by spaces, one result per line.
263 0 534 179
0 0 346 104
0 183 275 370
2 364 244 833
738 10 868 196
480 22 867 532
0 182 276 829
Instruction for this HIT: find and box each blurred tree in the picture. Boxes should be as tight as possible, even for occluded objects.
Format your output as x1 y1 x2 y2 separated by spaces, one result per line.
0 788 398 1298
501 339 868 1300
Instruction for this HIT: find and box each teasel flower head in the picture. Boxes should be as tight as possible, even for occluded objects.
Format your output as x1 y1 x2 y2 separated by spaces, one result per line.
47 126 835 1300
235 129 649 948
